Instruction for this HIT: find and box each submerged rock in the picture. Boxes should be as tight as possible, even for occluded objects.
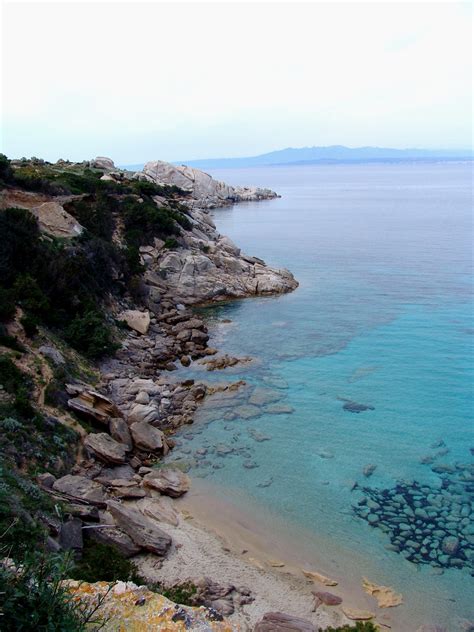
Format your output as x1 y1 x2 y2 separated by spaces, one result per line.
343 400 375 413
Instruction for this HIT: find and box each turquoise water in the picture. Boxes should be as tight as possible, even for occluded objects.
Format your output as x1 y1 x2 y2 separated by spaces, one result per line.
168 163 473 628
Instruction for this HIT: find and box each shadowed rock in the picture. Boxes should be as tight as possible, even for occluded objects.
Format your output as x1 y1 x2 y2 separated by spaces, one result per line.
254 612 316 632
107 500 172 556
53 475 105 505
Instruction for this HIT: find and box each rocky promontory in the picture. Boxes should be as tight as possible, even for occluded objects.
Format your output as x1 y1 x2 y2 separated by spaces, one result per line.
137 159 279 208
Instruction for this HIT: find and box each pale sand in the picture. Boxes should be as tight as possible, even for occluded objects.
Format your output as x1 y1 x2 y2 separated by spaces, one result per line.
136 481 404 631
137 505 342 631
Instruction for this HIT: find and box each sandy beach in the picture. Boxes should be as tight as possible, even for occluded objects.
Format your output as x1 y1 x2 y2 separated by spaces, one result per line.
137 478 413 631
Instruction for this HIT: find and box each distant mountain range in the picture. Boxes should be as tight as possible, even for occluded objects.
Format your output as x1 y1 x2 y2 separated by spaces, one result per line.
121 145 473 172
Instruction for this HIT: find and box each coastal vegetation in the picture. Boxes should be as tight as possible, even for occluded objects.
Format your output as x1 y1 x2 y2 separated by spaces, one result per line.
0 154 190 359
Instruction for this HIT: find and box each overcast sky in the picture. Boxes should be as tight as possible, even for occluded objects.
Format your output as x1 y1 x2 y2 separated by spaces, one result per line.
1 1 472 163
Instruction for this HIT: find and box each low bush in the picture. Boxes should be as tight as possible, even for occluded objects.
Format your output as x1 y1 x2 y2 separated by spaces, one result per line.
70 541 143 584
0 325 24 351
0 288 16 322
148 581 198 606
64 311 118 359
20 313 39 337
0 551 103 631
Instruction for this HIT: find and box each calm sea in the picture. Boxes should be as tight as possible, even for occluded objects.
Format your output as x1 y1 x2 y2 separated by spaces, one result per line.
167 163 473 629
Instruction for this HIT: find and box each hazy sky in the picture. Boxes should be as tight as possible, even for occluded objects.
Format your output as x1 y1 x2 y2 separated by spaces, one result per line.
1 0 472 163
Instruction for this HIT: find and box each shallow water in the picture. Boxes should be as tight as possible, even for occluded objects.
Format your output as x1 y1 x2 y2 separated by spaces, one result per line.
167 163 474 629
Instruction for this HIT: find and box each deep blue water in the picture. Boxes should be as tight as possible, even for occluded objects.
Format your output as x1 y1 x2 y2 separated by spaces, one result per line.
167 163 473 629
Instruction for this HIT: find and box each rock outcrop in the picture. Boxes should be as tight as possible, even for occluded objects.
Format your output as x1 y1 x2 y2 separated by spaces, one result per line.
143 207 297 304
30 201 84 238
65 580 235 631
138 159 278 209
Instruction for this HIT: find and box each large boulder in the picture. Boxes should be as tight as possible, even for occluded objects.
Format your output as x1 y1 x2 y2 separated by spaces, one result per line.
254 613 316 632
31 201 83 238
89 512 141 557
127 404 160 424
142 468 190 497
91 156 115 170
109 418 132 449
118 310 150 335
107 501 172 556
130 422 166 452
136 497 179 527
84 433 128 465
53 475 105 506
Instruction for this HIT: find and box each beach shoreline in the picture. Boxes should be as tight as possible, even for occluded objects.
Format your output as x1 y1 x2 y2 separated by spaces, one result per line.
137 475 413 631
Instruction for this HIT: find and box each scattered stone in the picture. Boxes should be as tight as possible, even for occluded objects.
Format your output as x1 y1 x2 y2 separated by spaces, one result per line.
127 403 160 424
109 418 132 449
254 612 316 632
38 345 65 366
118 310 151 335
362 577 403 608
265 403 294 414
234 404 261 419
249 387 282 406
363 464 377 477
37 472 56 489
441 536 459 556
342 608 375 621
130 422 166 452
302 569 338 586
312 591 343 607
342 400 375 413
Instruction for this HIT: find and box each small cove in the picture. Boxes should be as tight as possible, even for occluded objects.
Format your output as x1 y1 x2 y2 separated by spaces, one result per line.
166 163 473 630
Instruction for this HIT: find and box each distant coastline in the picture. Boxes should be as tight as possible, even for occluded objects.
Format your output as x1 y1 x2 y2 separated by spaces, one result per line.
121 145 473 172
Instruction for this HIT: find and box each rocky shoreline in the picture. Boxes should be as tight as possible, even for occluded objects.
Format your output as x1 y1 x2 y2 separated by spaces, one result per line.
22 157 346 629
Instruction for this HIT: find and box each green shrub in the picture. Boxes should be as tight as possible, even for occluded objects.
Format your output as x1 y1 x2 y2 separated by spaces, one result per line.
20 313 39 337
0 288 16 321
0 208 42 286
70 541 142 584
65 193 116 240
14 274 50 314
0 325 24 352
0 153 13 182
164 237 178 249
0 552 102 631
64 311 118 359
121 196 180 248
148 581 198 606
0 355 27 394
